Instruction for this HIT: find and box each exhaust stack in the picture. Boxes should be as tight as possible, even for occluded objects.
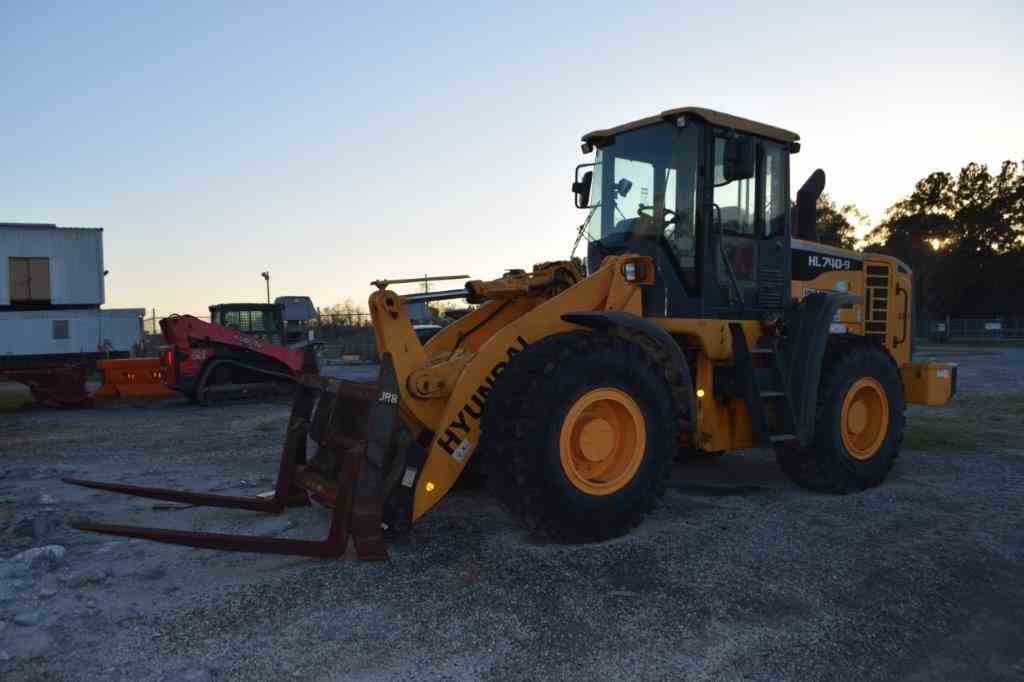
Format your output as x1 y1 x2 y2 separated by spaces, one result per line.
795 169 826 242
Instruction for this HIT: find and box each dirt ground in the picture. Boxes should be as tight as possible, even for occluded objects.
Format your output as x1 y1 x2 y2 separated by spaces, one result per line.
1 347 1023 681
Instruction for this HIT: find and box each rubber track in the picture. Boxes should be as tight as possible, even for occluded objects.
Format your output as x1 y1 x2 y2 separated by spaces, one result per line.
196 358 298 405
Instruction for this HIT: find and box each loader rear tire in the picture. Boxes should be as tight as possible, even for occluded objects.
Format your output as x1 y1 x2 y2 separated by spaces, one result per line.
483 331 678 542
776 339 905 493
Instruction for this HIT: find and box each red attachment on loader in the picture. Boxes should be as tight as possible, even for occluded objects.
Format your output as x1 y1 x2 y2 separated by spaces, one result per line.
64 353 402 560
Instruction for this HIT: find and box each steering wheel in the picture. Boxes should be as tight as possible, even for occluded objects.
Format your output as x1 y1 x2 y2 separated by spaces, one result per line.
637 204 678 224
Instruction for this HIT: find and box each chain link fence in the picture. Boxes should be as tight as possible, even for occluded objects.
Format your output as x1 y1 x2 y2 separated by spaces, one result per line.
927 316 1024 341
143 313 376 334
141 312 379 360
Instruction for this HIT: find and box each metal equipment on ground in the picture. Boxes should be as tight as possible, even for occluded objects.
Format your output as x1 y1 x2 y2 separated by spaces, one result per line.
66 107 956 559
92 358 176 398
1 366 91 407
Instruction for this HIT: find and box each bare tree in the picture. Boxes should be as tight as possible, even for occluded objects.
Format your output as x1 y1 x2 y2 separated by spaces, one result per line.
320 298 370 327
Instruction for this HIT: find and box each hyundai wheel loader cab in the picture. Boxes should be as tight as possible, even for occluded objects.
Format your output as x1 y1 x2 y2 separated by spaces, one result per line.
576 107 797 319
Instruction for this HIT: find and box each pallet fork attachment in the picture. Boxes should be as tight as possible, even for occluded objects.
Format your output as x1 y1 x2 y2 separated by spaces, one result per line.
63 356 402 561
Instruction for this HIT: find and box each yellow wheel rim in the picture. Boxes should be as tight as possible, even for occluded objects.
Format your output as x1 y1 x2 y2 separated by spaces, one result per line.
559 388 646 495
841 377 889 460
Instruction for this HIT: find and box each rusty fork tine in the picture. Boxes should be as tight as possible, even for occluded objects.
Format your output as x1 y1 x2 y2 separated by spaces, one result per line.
62 378 322 513
66 442 361 559
60 362 398 561
62 478 283 513
69 521 346 557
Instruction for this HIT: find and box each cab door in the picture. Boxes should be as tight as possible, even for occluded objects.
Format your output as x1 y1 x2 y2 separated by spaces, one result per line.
703 132 790 317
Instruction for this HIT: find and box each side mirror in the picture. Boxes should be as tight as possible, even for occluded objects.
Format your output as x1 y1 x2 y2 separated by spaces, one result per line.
723 137 756 182
572 168 593 208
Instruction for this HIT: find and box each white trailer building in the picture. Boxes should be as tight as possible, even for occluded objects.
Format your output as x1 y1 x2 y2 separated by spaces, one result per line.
0 223 143 366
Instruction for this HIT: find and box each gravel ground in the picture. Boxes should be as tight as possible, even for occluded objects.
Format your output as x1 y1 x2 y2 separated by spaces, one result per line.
1 348 1023 681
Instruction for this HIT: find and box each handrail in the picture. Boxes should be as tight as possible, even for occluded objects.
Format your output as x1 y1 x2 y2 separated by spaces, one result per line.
894 283 909 347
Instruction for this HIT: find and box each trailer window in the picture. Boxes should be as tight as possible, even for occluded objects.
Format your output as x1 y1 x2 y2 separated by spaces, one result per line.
53 320 69 339
8 257 51 303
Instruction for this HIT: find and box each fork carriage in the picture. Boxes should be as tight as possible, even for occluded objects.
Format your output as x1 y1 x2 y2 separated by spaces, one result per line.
67 351 406 560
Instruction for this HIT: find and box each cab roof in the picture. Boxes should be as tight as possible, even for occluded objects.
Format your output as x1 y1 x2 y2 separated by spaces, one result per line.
582 106 800 146
209 303 280 311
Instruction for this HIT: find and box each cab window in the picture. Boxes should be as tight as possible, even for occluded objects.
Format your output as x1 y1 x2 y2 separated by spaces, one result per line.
611 157 654 231
249 310 265 332
713 137 756 236
713 135 789 238
764 142 787 236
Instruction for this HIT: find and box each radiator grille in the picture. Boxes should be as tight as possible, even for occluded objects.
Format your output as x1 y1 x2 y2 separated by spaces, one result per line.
758 266 784 308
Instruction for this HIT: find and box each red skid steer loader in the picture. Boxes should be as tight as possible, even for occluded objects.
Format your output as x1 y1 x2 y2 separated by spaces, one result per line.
159 303 312 404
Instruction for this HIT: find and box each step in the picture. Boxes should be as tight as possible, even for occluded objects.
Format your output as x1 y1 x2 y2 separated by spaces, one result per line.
759 390 785 398
754 367 782 391
769 434 796 443
751 347 775 354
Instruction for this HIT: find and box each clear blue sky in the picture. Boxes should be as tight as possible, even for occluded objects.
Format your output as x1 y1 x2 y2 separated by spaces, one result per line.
3 1 1021 314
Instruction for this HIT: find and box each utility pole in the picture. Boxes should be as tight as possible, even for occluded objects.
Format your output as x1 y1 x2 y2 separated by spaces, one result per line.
151 308 157 335
261 271 270 304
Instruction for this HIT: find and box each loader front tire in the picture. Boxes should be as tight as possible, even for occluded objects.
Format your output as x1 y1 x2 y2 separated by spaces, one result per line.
776 339 905 493
483 331 677 542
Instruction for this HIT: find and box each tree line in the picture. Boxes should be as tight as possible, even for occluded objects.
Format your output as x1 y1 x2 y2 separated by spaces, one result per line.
319 296 463 327
816 160 1024 319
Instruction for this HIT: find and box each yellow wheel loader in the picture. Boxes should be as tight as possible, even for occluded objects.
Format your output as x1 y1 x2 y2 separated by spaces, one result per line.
66 107 957 559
